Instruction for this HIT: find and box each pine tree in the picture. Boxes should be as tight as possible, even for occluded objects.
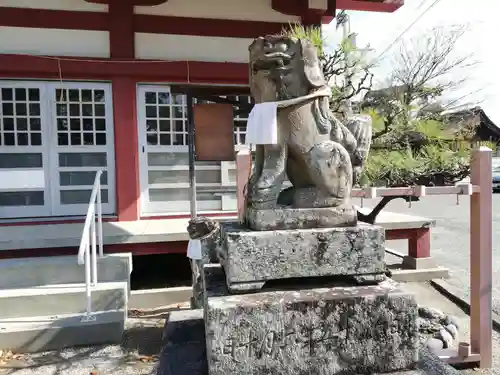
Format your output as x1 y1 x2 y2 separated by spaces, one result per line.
283 24 487 187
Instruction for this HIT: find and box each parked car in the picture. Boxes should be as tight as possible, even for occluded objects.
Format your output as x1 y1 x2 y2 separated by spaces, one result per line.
493 166 500 192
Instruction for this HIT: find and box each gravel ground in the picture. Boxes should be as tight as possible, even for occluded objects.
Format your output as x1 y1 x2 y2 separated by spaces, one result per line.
403 282 500 369
0 312 176 375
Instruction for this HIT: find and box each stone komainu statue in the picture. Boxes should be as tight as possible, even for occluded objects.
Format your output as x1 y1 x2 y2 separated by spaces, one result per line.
246 35 372 224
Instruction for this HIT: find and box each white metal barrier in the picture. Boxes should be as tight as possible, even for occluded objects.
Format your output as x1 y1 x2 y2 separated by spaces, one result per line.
77 170 104 320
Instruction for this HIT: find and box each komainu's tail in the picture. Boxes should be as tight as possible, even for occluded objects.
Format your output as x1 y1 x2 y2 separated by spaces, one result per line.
345 114 372 184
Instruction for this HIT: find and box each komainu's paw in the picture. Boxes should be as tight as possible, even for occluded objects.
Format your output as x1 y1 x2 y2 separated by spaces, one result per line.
307 141 353 199
292 187 346 208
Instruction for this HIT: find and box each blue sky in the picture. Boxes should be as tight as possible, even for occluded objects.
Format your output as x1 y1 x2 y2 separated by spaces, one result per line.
323 0 497 122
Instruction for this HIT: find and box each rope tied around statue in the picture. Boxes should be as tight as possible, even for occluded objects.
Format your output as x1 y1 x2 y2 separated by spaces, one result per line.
186 216 221 263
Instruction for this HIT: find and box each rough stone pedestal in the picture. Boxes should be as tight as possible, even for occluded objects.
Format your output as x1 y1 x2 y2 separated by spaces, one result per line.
203 264 419 375
245 205 357 231
219 222 385 292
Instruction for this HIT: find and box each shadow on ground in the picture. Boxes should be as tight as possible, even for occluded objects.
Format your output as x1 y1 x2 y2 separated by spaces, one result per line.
0 314 175 375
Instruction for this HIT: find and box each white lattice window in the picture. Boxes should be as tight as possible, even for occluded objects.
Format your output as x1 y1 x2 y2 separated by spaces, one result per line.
0 83 49 218
228 95 252 147
0 81 115 219
144 90 188 148
137 85 251 216
51 85 115 216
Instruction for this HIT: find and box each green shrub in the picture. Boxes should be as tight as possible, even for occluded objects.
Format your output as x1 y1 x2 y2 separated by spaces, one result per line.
360 145 470 187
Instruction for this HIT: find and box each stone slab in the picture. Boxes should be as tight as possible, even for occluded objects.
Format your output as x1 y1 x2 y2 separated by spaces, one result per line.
129 286 192 310
403 256 437 270
219 222 385 291
390 268 450 283
357 207 436 230
158 309 459 375
158 309 207 375
245 205 357 231
0 253 131 290
0 311 125 353
203 264 419 375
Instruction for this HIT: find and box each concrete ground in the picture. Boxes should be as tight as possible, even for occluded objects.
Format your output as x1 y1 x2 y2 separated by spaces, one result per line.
353 194 500 319
0 282 498 375
0 303 189 375
0 319 165 375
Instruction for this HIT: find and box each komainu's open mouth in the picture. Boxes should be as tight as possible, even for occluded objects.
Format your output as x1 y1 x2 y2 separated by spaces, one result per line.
252 52 294 74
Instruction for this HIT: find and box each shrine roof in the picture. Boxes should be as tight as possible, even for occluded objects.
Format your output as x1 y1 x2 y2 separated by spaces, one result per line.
337 0 404 13
85 0 404 15
171 85 250 97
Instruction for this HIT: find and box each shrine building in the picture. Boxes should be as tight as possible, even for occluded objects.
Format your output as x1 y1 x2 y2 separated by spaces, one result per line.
0 0 404 258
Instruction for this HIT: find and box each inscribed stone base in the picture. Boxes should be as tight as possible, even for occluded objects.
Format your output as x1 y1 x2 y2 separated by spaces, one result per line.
159 310 459 375
219 222 385 292
203 264 419 375
245 205 357 231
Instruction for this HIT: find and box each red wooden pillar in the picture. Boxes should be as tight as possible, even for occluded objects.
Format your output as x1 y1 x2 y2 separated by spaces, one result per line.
301 12 323 28
408 228 431 259
470 147 493 367
109 0 134 59
109 0 140 221
112 78 140 221
301 0 334 28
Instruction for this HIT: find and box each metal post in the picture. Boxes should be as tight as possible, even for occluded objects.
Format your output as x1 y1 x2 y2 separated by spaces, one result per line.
187 92 197 218
85 242 92 316
186 93 199 309
343 13 353 116
90 208 97 286
97 183 103 257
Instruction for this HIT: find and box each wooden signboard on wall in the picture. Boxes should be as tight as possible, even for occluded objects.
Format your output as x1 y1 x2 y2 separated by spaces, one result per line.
193 103 235 161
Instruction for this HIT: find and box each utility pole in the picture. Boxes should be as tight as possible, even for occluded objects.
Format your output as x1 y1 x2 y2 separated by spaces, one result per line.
336 11 375 115
336 10 354 116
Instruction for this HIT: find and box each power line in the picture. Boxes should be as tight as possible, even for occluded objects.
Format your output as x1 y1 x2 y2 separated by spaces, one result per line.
416 0 429 10
375 0 444 60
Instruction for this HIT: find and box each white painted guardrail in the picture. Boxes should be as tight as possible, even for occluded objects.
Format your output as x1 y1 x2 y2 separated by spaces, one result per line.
77 170 104 320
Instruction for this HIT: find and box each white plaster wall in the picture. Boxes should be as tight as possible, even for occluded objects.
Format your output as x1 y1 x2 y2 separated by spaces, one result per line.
0 0 107 12
0 27 110 58
134 0 300 23
135 33 252 63
309 0 328 10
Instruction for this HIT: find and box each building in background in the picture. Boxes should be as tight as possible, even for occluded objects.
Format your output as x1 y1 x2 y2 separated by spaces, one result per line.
0 0 403 258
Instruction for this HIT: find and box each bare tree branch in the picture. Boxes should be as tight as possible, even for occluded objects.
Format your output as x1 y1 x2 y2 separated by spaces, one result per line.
362 25 481 140
389 25 478 106
320 33 375 114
